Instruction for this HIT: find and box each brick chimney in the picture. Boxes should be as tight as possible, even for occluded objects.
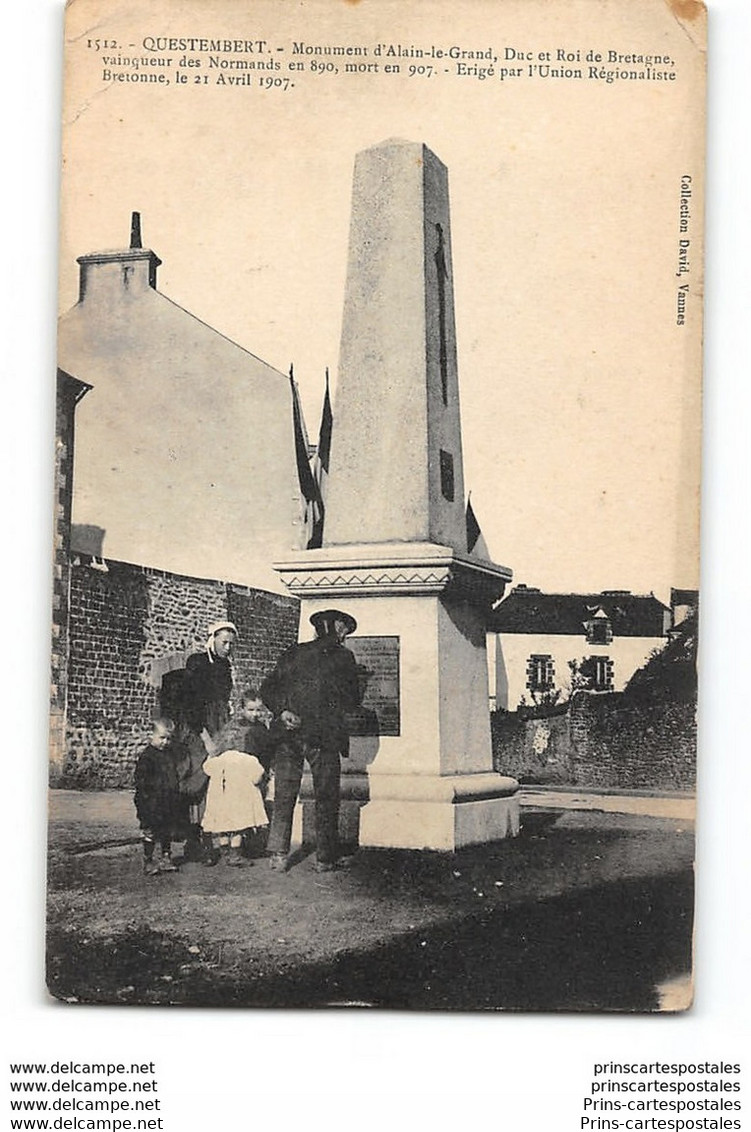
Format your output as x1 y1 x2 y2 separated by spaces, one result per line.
77 212 161 303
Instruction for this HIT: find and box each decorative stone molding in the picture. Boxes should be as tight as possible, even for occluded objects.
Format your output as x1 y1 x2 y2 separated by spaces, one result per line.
277 564 452 597
274 542 512 607
329 770 519 803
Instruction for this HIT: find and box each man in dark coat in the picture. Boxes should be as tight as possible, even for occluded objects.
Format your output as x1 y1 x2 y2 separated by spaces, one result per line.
260 609 361 872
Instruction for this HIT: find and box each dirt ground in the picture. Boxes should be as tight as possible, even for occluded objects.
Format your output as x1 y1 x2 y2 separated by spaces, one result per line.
46 790 695 1012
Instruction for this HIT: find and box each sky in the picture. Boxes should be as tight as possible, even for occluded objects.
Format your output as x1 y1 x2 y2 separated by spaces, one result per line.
57 0 705 603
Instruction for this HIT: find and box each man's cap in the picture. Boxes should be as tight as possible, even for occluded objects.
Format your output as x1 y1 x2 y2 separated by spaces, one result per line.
309 609 357 636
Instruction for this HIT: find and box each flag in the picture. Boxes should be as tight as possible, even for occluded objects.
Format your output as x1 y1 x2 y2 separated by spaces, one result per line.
289 366 322 548
317 368 333 475
466 493 491 560
308 369 333 548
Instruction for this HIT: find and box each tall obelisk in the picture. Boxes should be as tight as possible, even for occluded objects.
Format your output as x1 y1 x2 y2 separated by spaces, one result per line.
275 139 519 850
324 139 468 552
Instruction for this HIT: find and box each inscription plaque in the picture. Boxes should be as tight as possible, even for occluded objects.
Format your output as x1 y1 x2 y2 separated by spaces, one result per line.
345 636 400 737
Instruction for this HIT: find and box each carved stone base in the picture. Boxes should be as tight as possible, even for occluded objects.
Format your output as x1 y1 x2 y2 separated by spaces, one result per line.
276 542 519 851
292 770 520 851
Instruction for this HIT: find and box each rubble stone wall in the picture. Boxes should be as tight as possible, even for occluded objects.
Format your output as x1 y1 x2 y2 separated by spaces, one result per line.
58 555 299 788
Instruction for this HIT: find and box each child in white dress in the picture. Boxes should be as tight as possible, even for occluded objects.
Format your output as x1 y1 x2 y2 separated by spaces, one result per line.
201 747 268 866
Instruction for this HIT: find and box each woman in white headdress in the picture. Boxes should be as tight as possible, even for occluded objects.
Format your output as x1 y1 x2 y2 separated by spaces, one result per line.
176 621 239 859
182 621 239 741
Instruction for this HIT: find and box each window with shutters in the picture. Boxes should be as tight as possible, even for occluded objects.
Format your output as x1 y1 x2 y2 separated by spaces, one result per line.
588 655 614 691
526 654 555 692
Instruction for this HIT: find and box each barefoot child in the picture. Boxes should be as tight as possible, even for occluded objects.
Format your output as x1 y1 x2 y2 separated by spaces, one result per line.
134 718 182 875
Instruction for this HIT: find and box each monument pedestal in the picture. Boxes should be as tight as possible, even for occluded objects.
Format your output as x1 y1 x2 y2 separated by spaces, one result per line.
275 543 519 851
277 141 518 850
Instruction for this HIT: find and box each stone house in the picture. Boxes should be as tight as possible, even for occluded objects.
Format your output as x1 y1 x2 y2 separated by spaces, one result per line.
489 584 672 710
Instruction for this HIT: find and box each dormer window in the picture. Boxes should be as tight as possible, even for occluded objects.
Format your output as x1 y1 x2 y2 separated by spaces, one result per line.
584 607 612 645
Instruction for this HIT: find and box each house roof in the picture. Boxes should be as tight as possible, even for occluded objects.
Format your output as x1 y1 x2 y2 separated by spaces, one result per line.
489 586 670 637
57 367 93 405
670 588 699 608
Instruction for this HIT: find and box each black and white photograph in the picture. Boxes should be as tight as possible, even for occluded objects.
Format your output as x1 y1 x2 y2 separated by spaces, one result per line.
42 0 710 1013
5 0 751 1125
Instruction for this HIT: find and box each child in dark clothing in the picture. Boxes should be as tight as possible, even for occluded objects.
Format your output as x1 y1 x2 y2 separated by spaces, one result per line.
134 718 182 875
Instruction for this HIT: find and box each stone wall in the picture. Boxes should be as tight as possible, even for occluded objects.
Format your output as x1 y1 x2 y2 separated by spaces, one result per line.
567 691 696 790
491 704 574 784
492 691 696 791
59 555 299 788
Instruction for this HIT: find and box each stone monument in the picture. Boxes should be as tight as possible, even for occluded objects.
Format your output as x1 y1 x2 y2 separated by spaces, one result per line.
275 139 519 850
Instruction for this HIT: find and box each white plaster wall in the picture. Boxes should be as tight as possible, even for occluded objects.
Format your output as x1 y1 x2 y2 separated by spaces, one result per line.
59 285 302 593
493 632 668 710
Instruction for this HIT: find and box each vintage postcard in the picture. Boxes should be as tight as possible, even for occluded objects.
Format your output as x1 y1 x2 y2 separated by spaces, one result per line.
48 0 705 1010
